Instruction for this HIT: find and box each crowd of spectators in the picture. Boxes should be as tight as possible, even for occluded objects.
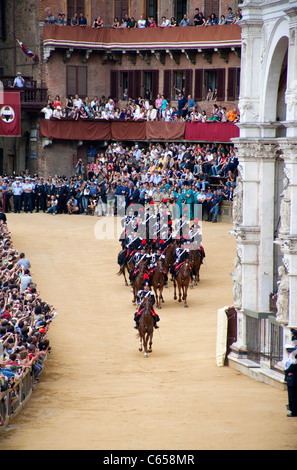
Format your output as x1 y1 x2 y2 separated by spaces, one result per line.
44 6 242 28
0 222 56 425
0 141 238 222
41 92 240 123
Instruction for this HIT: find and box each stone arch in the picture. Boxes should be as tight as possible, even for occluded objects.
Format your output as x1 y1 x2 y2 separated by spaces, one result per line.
261 19 289 124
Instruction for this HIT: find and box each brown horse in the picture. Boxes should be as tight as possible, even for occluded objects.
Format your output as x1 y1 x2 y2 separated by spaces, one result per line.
117 250 135 286
164 240 177 271
189 249 202 287
132 261 149 304
151 259 166 309
173 261 191 308
137 296 154 358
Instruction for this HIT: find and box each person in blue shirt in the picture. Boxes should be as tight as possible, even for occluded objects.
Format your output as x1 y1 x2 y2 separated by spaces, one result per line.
208 190 222 223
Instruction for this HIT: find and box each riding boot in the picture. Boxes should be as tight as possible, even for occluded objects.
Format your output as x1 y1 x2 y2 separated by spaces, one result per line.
154 314 160 328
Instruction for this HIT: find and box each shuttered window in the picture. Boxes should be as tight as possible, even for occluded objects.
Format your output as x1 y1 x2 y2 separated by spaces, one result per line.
110 70 118 101
114 0 129 21
67 0 85 23
204 0 219 18
227 67 240 101
120 70 142 100
185 69 193 97
66 66 87 97
216 68 225 101
194 69 203 101
204 68 225 101
163 70 172 100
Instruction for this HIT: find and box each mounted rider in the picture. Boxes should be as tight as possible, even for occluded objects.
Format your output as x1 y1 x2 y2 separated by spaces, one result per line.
170 239 191 280
129 239 151 284
188 218 205 262
134 280 160 329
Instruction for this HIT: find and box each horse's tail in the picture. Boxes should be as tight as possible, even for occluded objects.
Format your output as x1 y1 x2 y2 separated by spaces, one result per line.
117 265 124 276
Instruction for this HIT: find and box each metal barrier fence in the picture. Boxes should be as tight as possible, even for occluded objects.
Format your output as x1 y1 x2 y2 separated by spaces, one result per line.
0 363 42 429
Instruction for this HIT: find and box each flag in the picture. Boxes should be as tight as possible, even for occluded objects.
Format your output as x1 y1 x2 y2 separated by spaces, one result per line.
0 92 21 136
16 38 39 62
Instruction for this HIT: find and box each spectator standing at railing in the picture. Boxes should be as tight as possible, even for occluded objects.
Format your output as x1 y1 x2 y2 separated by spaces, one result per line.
160 16 171 27
71 13 78 26
12 72 25 89
179 14 190 27
78 12 87 26
137 15 147 28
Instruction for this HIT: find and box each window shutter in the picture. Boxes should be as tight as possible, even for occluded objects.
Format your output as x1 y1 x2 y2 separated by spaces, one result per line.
128 71 134 99
77 66 87 97
115 0 128 21
110 70 118 102
67 66 77 97
227 68 237 101
163 70 172 100
151 70 159 101
194 69 203 101
185 69 193 98
134 70 142 99
216 69 225 101
204 0 219 18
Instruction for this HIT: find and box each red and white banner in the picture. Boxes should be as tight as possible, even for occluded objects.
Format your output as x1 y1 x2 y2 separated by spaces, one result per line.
0 92 21 136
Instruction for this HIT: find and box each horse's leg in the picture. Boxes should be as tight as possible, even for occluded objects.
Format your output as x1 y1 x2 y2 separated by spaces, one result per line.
143 333 148 358
184 283 189 308
132 284 137 304
173 280 177 300
160 286 164 303
139 336 143 351
123 265 128 286
148 332 153 353
154 286 160 309
178 281 182 303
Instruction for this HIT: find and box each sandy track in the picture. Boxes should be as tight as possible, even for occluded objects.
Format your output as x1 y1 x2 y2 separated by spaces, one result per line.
0 213 296 450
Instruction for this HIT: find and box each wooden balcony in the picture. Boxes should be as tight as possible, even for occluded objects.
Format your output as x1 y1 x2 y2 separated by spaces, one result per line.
1 76 48 110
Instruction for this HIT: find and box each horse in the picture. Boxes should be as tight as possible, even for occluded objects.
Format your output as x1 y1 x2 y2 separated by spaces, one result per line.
137 296 154 358
117 249 135 286
132 261 149 304
173 261 191 308
164 240 177 272
151 259 166 309
189 249 202 287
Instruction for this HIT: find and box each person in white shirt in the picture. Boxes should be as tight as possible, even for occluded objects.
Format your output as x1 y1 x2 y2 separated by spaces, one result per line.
53 106 63 119
41 104 53 120
73 94 83 109
137 15 146 28
160 16 170 27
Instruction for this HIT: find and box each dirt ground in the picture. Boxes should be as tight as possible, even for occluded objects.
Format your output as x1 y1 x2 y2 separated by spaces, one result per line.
0 213 296 451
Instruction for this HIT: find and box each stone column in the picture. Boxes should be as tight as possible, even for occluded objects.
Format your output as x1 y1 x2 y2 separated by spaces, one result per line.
284 6 297 138
276 140 297 330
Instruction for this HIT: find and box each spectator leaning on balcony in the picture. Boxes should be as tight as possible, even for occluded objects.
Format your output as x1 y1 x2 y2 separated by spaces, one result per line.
78 12 87 26
12 72 25 89
40 103 53 120
92 16 104 28
160 16 171 27
226 7 235 24
137 15 147 28
179 14 190 27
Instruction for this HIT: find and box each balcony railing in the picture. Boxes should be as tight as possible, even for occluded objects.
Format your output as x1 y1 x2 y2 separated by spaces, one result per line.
1 77 48 109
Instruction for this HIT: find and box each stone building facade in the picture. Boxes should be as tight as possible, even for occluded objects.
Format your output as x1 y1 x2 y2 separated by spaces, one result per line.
0 0 242 176
228 0 297 388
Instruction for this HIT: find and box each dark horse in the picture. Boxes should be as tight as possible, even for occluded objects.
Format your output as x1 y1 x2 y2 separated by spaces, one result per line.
137 296 154 358
173 261 191 308
189 249 202 287
151 259 166 309
132 261 149 304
